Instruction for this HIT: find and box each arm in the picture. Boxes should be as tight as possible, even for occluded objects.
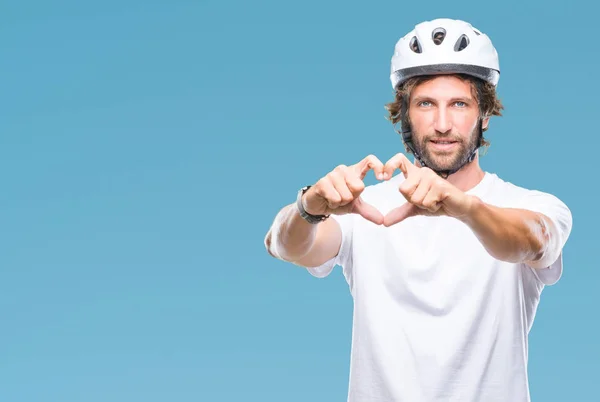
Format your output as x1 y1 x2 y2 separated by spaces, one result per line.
264 203 343 268
379 153 569 270
264 155 386 268
458 196 561 268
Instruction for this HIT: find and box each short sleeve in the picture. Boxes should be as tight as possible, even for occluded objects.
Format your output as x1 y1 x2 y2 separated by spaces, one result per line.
515 190 573 285
306 213 354 279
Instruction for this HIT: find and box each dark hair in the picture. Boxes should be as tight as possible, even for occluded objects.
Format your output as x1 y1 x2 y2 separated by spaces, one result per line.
384 74 504 147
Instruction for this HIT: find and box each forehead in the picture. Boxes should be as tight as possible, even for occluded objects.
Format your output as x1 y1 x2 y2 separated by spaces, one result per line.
411 75 474 99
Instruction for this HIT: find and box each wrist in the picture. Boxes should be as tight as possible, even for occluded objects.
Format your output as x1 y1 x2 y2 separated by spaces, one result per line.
301 188 322 216
296 186 329 224
457 194 483 224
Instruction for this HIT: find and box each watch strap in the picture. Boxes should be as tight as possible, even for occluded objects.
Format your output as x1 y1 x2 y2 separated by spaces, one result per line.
296 186 330 224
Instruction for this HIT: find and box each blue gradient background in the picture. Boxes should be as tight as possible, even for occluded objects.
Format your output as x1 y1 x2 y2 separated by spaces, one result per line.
1 1 596 401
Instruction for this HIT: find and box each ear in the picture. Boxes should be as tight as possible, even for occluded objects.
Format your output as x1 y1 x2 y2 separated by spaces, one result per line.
482 116 490 131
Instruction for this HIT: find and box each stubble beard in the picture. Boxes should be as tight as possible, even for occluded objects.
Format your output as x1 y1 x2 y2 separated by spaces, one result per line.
411 125 480 173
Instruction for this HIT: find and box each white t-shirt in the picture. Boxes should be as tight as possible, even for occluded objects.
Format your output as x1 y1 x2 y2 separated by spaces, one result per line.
306 171 572 402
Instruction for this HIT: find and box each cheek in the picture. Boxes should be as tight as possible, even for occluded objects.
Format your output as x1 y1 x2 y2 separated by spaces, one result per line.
409 112 432 133
454 113 479 134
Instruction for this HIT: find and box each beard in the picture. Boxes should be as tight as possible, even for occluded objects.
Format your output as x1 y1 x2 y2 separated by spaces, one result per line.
411 125 480 173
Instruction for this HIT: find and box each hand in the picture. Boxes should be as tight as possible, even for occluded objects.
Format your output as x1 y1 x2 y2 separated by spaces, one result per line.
303 155 386 225
382 153 474 227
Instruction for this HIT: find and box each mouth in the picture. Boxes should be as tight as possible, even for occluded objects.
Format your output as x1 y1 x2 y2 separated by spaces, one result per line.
429 139 459 151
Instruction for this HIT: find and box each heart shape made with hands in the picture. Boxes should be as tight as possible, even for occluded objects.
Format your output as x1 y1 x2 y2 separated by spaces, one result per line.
349 153 472 227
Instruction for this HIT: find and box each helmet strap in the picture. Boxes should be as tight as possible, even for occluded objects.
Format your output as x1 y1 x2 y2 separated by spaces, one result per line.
399 94 430 172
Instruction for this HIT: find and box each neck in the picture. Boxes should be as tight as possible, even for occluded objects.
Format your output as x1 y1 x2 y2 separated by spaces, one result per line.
415 155 485 192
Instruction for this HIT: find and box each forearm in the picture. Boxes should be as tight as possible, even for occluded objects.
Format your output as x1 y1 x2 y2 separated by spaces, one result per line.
264 203 320 262
459 196 558 267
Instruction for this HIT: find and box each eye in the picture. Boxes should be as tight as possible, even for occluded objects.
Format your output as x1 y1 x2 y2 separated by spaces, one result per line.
454 101 467 108
418 101 432 107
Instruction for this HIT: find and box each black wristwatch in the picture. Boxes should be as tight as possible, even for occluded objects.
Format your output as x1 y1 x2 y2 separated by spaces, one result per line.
296 185 330 224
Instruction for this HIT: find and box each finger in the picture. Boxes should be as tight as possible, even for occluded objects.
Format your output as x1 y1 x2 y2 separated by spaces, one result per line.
328 171 354 207
398 174 421 202
344 170 366 198
351 198 384 225
422 198 442 214
383 153 417 179
315 177 343 210
421 190 443 213
353 154 385 180
383 203 419 227
408 177 433 208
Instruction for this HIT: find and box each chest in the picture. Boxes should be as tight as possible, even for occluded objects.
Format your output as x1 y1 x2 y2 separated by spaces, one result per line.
350 216 514 310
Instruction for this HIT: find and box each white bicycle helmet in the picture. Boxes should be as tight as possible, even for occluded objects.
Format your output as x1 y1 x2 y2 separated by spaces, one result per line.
390 18 500 90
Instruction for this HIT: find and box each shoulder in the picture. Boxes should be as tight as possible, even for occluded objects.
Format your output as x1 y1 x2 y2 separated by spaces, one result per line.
485 173 572 235
484 173 569 209
484 173 532 199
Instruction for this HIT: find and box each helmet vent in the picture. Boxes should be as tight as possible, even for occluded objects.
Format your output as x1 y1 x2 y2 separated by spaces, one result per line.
432 28 446 45
454 34 470 51
409 36 422 53
472 28 481 36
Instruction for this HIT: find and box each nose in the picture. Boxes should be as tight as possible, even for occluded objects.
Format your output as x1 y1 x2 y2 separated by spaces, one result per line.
433 107 452 134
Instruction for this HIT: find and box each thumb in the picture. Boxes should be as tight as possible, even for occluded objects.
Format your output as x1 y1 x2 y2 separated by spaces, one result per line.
351 198 384 225
383 203 419 227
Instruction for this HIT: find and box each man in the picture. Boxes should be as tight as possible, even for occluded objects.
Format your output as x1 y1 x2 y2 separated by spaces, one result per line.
264 18 572 402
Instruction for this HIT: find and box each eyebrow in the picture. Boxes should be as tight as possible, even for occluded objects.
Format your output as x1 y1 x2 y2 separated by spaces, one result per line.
412 96 474 103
